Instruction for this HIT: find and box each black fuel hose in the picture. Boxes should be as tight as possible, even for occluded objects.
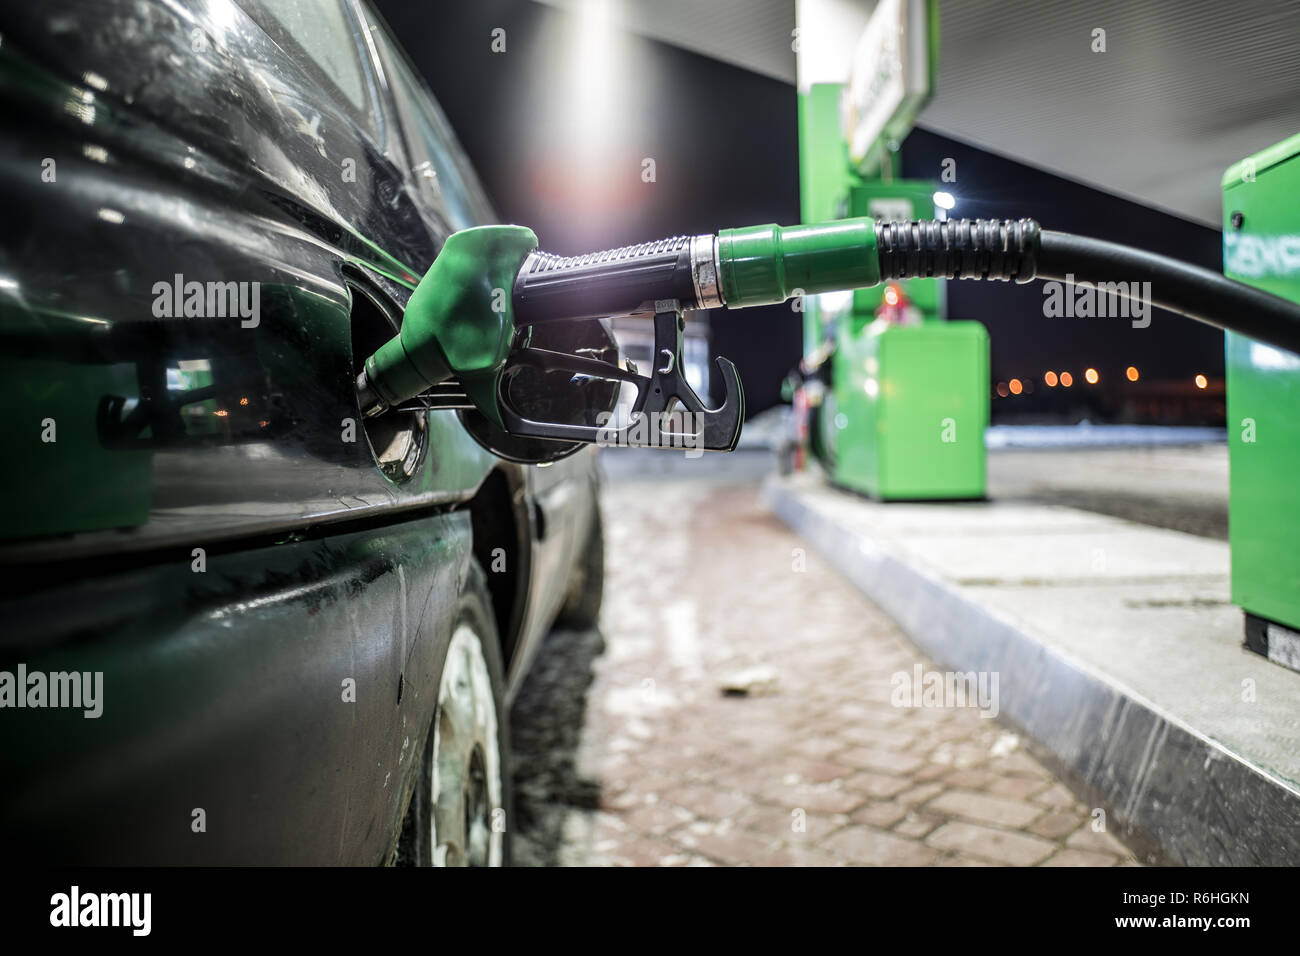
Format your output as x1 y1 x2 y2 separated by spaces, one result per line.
874 219 1300 355
1036 230 1300 353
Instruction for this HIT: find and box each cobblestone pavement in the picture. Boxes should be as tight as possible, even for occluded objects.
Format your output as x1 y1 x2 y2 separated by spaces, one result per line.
511 458 1142 867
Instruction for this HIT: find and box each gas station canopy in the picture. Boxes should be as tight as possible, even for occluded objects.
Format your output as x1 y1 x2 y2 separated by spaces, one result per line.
540 0 1300 226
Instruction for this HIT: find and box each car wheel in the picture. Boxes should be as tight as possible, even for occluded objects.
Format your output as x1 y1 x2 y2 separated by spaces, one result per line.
394 561 512 866
556 505 604 629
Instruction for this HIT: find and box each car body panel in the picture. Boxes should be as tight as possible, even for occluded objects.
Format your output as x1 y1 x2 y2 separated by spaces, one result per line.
0 0 489 551
2 513 469 864
0 0 597 862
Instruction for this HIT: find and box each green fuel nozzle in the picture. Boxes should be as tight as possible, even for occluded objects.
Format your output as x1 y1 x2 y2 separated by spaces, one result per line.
358 224 539 427
356 216 903 447
358 215 1300 453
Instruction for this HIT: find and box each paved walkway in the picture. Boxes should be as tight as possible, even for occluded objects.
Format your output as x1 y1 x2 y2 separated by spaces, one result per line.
513 463 1141 866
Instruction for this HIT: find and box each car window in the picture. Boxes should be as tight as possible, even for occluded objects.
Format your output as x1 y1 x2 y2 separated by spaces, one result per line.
371 26 496 232
239 0 379 139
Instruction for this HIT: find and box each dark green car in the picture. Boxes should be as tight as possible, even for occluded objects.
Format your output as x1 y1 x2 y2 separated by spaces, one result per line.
0 0 605 865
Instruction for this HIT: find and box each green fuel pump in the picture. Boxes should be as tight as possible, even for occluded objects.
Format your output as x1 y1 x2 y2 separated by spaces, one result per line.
358 217 1300 453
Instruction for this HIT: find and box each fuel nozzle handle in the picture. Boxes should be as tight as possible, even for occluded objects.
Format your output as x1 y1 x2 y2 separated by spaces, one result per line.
512 235 712 324
511 217 1044 324
511 218 891 324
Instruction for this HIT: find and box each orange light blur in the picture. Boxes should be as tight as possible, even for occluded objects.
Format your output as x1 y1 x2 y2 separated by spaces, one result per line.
1195 374 1208 389
883 285 900 306
239 396 249 406
214 409 229 417
995 382 1009 398
1084 368 1100 384
1009 378 1023 395
1059 372 1074 387
1126 366 1139 382
1044 371 1058 387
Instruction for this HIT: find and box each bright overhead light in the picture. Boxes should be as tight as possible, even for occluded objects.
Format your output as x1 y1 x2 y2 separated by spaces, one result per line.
817 289 853 314
569 0 622 168
1249 343 1300 370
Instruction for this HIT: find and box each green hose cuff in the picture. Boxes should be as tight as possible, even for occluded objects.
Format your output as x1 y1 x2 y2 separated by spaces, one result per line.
717 218 881 308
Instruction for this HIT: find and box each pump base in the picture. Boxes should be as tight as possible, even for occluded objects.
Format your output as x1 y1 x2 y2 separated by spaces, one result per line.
1244 613 1300 674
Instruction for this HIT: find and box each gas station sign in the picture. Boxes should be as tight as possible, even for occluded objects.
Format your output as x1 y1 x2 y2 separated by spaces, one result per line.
841 0 936 171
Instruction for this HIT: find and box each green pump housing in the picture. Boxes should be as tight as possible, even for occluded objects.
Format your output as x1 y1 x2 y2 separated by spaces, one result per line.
797 77 988 500
1222 133 1300 648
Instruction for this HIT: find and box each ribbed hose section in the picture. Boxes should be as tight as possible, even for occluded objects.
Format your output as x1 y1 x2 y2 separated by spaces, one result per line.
876 218 1042 284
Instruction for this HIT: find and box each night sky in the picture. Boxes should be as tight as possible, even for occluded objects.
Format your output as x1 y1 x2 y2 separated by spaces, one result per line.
375 0 1225 419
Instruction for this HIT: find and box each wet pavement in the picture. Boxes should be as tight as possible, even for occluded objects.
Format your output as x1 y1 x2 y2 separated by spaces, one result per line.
510 448 1152 866
987 443 1228 540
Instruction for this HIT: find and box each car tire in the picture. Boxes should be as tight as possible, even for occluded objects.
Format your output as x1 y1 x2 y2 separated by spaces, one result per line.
556 504 604 630
394 560 513 866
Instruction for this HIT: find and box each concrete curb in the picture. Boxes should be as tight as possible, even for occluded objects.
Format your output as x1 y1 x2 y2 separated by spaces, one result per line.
763 474 1300 866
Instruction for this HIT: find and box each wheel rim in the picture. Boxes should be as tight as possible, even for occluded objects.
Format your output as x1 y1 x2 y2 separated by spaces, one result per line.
431 623 503 867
